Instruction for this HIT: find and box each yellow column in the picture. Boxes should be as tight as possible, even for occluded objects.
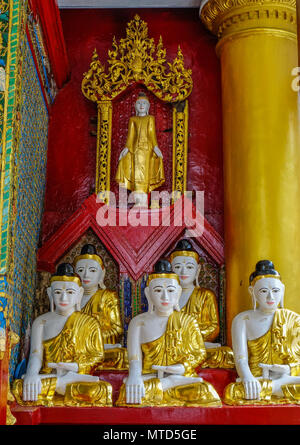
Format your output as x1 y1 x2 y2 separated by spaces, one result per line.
200 0 300 344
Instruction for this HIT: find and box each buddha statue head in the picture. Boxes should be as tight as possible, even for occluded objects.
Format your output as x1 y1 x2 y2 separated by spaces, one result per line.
47 262 84 314
74 244 106 291
145 259 182 316
248 260 284 311
135 92 150 117
170 239 200 288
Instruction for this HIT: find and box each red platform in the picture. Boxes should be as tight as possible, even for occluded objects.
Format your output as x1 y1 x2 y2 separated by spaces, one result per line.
11 369 300 425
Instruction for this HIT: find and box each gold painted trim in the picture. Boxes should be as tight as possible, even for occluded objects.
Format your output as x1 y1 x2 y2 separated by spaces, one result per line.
0 0 13 271
169 250 200 263
200 0 296 38
73 253 104 269
250 274 281 286
147 273 180 285
50 275 82 286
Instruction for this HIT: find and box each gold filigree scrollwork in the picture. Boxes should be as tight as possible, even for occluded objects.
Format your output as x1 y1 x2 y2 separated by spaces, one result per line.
173 101 188 194
82 15 192 103
82 15 193 197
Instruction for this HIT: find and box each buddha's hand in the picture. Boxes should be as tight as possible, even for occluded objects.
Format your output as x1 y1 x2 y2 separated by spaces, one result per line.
119 148 129 160
152 364 185 378
259 363 290 377
242 377 261 400
48 362 79 376
125 374 145 404
22 374 42 401
154 146 163 158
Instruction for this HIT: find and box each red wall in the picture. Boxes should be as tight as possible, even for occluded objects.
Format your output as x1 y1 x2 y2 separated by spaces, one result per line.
41 8 223 244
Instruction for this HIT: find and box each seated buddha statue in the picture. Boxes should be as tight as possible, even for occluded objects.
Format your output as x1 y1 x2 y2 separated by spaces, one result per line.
170 239 234 369
74 244 128 370
116 259 221 407
224 260 300 405
13 263 112 407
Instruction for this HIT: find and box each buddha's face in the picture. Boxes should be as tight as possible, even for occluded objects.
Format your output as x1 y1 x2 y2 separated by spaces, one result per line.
75 259 104 289
171 255 199 287
146 277 182 314
135 98 150 116
50 281 83 315
250 277 284 312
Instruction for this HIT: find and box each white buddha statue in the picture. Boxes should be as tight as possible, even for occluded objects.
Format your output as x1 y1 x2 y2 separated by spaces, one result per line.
224 260 300 405
74 244 128 370
116 259 221 407
13 263 112 407
170 239 234 368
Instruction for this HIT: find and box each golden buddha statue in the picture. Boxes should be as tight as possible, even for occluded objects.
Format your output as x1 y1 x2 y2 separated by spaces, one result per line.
115 92 165 207
13 263 112 407
224 260 300 405
170 239 234 369
74 244 128 370
116 259 221 407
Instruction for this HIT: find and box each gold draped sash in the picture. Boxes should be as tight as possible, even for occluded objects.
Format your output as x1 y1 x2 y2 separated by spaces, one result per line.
81 289 128 370
141 311 206 376
180 286 234 368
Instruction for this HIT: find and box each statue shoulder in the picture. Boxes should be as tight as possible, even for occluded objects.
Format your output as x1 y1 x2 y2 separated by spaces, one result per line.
31 311 54 327
232 310 254 326
128 313 147 330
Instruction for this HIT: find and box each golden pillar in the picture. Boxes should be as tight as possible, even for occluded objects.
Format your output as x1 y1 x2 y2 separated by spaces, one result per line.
200 0 300 343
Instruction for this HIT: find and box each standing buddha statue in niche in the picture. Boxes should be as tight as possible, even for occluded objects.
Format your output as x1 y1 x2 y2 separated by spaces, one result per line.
74 244 128 370
115 92 165 207
170 239 234 369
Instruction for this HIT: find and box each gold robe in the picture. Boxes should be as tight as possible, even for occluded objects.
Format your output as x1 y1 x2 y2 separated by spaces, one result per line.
224 308 300 405
181 286 234 368
81 289 128 370
115 115 165 194
13 312 112 407
116 311 221 407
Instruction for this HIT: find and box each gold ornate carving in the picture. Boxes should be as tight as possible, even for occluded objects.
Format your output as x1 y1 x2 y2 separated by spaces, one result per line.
82 15 192 197
82 15 192 103
200 0 297 38
96 101 112 197
173 102 188 194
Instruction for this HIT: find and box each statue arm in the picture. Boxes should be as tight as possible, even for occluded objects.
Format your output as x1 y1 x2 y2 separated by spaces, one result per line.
232 314 261 400
25 318 45 376
125 316 145 404
124 117 135 153
22 318 45 401
149 115 158 149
